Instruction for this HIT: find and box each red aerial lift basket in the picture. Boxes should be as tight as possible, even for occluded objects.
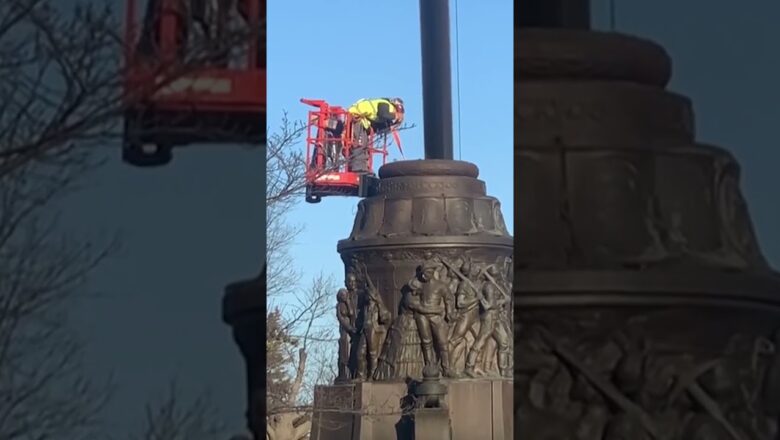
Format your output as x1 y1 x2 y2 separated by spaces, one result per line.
301 98 402 204
122 0 266 166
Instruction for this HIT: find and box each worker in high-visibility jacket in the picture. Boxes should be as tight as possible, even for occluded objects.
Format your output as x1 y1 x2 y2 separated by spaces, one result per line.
347 98 404 173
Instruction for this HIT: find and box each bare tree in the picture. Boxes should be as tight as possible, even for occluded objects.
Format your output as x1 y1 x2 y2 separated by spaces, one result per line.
135 381 228 440
0 159 118 440
0 0 119 176
265 116 341 440
271 273 336 407
265 112 414 298
266 273 335 440
265 115 307 298
0 0 258 176
0 2 119 438
0 0 257 438
264 105 416 438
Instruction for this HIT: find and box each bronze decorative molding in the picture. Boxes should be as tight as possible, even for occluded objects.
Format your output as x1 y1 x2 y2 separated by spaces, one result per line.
516 3 780 438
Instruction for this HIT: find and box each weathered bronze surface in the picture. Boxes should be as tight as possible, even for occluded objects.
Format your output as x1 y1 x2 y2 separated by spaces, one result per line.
338 160 513 382
311 160 513 440
516 15 780 440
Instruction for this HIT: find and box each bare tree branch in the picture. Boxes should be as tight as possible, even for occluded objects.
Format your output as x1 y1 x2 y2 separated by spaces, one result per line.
265 114 306 299
0 1 261 438
0 0 260 177
264 110 419 439
136 381 227 440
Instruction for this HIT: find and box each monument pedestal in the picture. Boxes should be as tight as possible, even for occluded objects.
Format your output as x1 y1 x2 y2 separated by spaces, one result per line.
316 160 512 439
311 379 512 440
414 408 451 440
515 24 780 439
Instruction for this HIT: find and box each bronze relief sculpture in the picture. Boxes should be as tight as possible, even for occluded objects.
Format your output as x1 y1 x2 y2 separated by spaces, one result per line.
312 160 513 440
516 1 780 438
334 201 514 384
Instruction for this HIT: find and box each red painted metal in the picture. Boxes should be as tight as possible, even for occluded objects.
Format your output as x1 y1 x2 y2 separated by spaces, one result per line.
124 0 265 110
122 0 265 154
301 98 402 202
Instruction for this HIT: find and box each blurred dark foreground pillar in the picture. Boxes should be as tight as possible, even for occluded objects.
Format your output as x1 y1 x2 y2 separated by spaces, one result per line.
223 267 266 439
517 0 590 29
515 3 780 439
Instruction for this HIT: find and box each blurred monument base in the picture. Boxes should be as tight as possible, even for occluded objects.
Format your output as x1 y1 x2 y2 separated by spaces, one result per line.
515 2 780 437
310 379 512 440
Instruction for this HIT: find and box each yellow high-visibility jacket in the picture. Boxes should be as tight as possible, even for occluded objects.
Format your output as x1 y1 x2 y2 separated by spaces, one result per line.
348 98 398 129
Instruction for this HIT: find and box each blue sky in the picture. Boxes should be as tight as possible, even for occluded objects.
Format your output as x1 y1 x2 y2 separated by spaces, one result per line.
267 0 514 292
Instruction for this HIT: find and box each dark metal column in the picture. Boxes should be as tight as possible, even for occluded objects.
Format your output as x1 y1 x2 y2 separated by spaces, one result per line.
222 266 266 439
517 0 591 28
418 0 453 160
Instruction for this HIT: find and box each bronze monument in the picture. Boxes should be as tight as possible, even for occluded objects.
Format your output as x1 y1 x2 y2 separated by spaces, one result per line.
310 0 513 439
516 0 780 438
222 266 265 439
